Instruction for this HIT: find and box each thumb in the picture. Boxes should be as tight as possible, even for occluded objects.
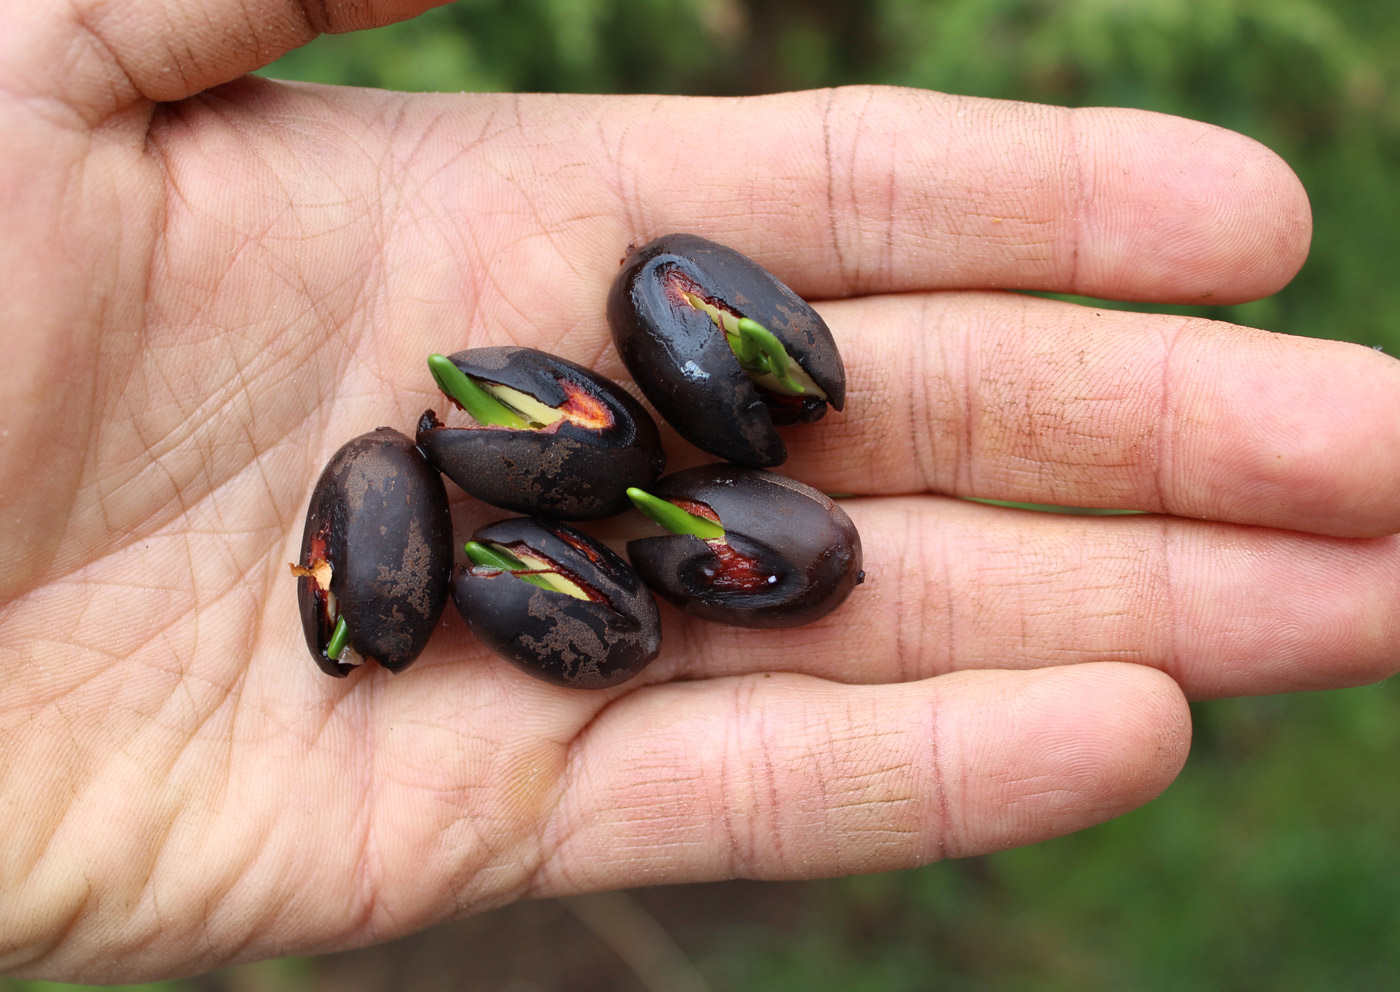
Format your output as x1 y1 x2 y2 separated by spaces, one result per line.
2 0 450 114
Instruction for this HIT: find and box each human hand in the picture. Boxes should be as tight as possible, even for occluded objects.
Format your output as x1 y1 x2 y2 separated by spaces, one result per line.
3 0 1397 982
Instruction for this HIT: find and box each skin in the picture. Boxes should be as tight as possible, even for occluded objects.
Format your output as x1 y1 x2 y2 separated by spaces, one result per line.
1 0 1397 982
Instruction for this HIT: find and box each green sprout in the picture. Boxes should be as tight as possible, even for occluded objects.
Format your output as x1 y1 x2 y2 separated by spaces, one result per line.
463 540 531 572
726 318 808 396
680 291 821 398
463 541 586 597
427 353 532 429
325 615 350 661
626 487 726 540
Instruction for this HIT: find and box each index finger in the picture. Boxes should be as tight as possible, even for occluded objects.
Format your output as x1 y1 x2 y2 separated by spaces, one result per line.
596 87 1310 304
18 3 1308 309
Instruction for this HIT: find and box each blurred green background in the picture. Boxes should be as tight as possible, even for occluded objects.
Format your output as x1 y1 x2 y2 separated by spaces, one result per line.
13 1 1397 989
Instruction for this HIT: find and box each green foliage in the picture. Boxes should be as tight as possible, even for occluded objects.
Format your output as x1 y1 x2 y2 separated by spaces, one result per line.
261 0 750 95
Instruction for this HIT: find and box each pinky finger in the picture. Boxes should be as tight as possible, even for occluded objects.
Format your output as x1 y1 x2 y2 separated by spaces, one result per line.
531 663 1190 892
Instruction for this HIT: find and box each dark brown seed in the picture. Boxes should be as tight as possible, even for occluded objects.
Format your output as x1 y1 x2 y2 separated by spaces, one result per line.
452 517 661 689
627 465 863 629
607 233 845 467
416 347 664 519
294 428 452 676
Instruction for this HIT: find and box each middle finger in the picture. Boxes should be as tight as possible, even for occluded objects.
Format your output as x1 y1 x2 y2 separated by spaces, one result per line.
778 291 1400 538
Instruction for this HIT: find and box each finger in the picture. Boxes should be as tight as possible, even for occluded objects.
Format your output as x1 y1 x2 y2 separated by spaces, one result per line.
145 88 1310 367
531 664 1188 893
598 87 1309 303
123 82 1310 423
17 6 1311 306
4 0 447 114
642 497 1400 700
780 292 1400 538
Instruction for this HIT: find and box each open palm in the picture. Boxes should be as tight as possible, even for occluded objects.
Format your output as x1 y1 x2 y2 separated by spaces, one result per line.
3 1 1398 982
